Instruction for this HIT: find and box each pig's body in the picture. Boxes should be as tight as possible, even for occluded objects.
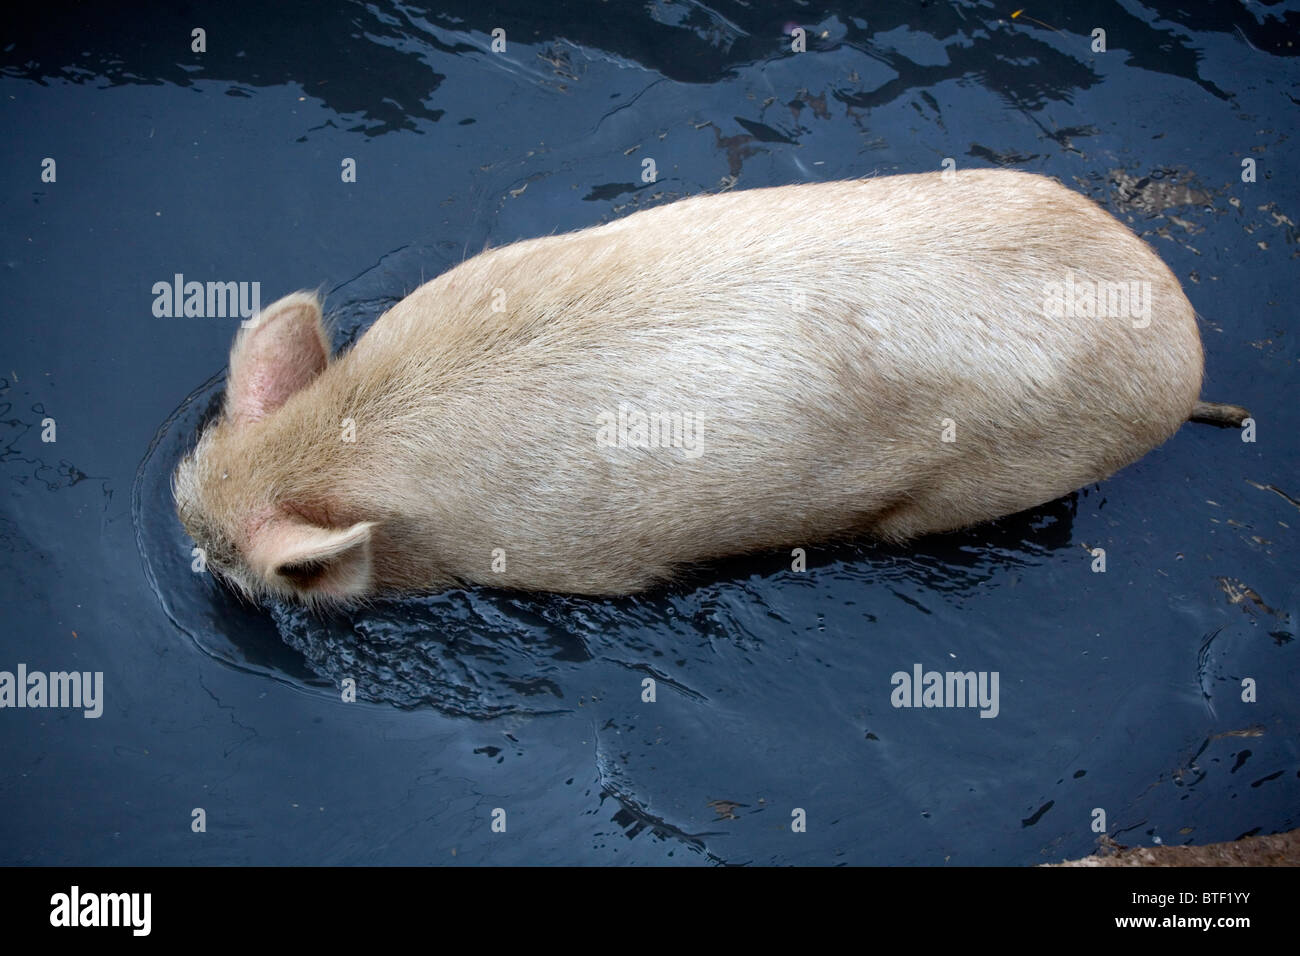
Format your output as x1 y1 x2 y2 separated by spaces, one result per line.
175 169 1206 603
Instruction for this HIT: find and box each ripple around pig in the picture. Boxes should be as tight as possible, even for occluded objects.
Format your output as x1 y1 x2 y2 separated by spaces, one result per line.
134 253 1083 718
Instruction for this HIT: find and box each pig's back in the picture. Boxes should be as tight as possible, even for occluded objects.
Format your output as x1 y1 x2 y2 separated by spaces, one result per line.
347 170 1203 591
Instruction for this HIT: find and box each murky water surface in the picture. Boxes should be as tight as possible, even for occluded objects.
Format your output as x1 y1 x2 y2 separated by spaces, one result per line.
2 2 1296 864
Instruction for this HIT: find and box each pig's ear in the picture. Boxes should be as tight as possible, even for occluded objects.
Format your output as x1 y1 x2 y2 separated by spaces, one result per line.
226 292 330 426
248 518 375 600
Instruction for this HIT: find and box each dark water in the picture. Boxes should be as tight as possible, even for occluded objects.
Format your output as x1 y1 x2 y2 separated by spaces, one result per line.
2 1 1296 865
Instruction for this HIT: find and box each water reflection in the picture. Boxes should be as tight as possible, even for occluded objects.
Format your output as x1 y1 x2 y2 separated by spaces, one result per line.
7 2 1295 137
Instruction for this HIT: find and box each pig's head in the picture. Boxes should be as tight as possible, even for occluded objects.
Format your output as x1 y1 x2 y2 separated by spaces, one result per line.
173 292 379 607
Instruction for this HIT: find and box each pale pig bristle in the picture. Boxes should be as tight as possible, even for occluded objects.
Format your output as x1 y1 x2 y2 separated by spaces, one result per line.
174 170 1207 605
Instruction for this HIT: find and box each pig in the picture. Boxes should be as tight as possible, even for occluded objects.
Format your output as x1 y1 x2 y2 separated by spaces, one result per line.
174 169 1247 606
